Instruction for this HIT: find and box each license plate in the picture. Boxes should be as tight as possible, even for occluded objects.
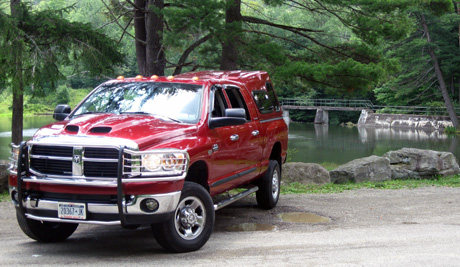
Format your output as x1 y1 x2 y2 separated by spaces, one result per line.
58 202 86 220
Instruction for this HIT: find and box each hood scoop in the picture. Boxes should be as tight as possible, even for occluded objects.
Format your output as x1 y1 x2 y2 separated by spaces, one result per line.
65 125 79 133
90 127 112 134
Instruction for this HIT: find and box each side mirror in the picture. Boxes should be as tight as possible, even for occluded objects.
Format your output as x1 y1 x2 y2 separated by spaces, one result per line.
224 108 246 118
209 108 247 129
53 104 71 121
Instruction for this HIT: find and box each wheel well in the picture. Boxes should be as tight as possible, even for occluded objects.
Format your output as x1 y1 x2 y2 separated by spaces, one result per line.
185 161 209 192
269 142 282 170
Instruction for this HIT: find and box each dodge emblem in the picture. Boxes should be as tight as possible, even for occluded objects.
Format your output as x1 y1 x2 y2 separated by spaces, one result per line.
73 155 81 164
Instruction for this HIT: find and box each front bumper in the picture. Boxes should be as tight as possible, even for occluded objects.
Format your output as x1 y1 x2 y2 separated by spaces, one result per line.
10 185 181 225
10 141 187 226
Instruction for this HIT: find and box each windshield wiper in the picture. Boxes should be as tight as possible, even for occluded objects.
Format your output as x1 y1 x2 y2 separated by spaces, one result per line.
120 112 182 123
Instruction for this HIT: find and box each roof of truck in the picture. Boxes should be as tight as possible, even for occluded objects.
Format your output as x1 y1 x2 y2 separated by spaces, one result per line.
108 70 271 88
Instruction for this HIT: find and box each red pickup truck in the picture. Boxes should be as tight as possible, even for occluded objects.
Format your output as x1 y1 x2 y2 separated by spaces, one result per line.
8 70 288 252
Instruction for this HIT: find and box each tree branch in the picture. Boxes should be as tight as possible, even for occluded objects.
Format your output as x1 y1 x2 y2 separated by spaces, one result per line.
101 0 145 44
243 16 350 57
173 33 213 75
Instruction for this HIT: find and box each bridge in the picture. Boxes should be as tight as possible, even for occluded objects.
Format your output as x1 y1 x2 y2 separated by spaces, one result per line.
280 98 458 124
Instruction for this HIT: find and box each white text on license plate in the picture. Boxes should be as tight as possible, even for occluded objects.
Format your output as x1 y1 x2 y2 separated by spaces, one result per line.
58 202 86 220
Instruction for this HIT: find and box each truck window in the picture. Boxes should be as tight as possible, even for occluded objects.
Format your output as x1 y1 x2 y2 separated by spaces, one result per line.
266 82 281 112
252 90 274 114
224 87 250 120
211 86 228 118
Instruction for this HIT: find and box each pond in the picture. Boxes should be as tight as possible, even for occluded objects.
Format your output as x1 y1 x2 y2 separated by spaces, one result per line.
0 117 458 166
0 116 55 161
288 122 459 165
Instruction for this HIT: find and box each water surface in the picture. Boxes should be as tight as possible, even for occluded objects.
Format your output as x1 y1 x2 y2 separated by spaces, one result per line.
0 117 458 165
288 122 459 165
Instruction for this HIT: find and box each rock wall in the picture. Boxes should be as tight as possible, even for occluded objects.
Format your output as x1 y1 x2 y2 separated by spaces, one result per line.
358 109 453 130
330 148 460 183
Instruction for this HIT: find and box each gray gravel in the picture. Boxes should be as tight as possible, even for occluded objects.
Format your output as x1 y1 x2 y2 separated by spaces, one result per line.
1 187 460 266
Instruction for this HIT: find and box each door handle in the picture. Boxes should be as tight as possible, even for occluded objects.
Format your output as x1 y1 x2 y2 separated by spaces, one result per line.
251 130 260 136
230 134 239 141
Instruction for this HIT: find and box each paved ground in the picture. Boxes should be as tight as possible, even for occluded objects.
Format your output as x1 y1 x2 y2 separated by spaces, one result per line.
1 187 460 266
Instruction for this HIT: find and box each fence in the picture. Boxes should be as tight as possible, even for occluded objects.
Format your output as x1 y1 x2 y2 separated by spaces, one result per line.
279 98 460 116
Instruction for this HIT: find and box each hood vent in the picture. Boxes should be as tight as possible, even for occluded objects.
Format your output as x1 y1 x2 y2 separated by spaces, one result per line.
65 125 79 133
90 127 112 134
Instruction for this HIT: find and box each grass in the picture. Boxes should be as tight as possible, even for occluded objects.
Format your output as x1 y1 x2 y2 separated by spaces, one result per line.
0 190 9 202
281 175 460 194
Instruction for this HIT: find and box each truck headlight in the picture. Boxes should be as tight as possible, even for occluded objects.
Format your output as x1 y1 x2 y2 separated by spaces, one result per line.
142 153 186 172
125 149 189 177
9 143 20 174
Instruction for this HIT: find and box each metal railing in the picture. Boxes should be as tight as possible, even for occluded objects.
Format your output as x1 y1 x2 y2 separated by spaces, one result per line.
279 98 460 116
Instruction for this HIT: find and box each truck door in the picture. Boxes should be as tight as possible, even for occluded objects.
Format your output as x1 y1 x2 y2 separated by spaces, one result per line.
208 85 248 193
223 86 263 183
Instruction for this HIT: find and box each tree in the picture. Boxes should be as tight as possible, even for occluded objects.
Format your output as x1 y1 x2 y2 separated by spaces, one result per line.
375 0 460 128
0 1 124 144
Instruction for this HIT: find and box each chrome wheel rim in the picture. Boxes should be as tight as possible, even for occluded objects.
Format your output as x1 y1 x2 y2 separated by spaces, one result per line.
174 196 206 240
272 169 280 200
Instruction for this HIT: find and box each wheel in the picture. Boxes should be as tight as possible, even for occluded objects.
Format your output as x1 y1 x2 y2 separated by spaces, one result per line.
16 212 78 243
256 160 281 210
152 182 215 253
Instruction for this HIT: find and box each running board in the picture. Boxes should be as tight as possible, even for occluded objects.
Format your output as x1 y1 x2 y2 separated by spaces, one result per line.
213 186 259 211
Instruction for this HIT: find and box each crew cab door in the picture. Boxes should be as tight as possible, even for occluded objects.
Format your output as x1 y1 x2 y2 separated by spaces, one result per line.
224 86 264 182
208 85 261 195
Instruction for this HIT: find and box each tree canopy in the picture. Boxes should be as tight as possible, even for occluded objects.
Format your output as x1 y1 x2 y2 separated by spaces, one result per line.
2 0 460 132
0 0 124 143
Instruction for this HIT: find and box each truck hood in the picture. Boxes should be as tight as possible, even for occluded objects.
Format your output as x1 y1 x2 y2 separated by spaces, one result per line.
33 113 198 149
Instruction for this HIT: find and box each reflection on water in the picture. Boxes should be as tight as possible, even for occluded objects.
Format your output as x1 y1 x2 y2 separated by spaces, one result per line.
0 116 55 160
279 212 331 223
289 122 460 165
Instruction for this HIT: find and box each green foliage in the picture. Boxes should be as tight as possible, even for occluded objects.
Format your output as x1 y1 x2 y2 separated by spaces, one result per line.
444 126 460 135
0 2 124 97
0 86 92 115
0 190 9 202
374 0 460 107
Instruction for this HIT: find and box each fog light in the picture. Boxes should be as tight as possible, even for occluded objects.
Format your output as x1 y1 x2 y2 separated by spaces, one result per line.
141 198 159 212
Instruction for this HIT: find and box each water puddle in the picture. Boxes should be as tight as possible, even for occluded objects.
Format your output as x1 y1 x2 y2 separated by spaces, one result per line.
225 223 276 232
279 212 330 223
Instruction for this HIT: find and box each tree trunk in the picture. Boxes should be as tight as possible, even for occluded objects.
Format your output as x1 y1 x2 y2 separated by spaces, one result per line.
134 0 147 76
145 0 165 76
220 0 241 70
133 0 165 76
11 0 24 145
420 14 459 128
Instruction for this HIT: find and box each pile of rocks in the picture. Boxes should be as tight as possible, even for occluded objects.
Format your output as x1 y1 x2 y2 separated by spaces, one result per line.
283 148 460 185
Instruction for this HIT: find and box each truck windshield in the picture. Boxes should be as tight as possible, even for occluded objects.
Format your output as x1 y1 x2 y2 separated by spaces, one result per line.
71 82 204 123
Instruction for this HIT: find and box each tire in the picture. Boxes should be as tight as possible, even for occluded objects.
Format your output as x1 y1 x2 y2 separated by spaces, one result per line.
16 212 78 243
256 160 281 210
152 182 215 253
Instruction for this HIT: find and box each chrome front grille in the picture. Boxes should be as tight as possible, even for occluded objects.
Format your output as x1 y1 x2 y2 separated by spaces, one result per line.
29 145 122 178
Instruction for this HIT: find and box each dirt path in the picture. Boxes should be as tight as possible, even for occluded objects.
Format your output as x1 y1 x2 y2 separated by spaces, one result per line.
1 187 460 266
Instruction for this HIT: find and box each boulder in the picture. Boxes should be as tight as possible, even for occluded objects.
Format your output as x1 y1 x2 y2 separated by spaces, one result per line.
383 148 460 179
330 155 391 184
0 160 9 192
282 162 331 185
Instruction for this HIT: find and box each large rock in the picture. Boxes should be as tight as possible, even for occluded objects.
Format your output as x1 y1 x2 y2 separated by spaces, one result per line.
330 155 391 184
282 162 331 185
0 160 9 192
383 148 460 179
